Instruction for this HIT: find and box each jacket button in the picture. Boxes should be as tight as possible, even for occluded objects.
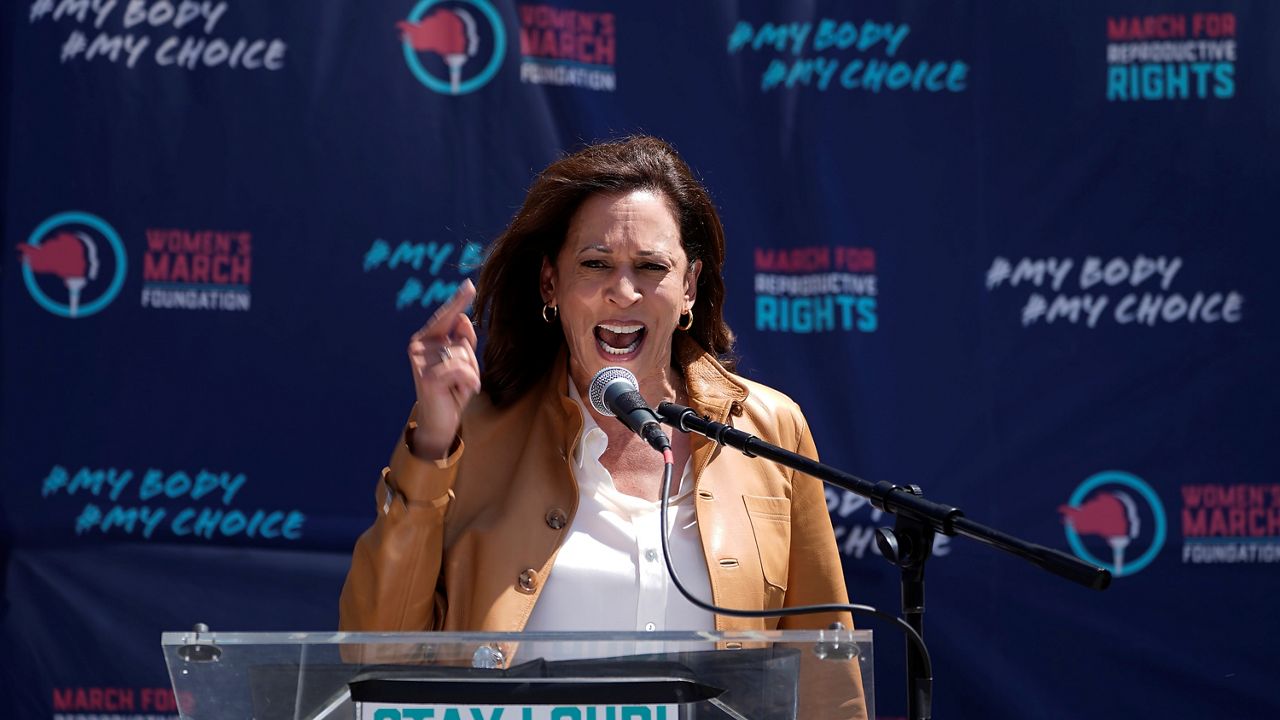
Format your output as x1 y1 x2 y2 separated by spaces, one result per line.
517 569 538 593
545 508 567 530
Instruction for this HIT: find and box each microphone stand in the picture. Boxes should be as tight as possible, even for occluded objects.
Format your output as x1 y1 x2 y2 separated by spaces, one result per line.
657 402 1111 720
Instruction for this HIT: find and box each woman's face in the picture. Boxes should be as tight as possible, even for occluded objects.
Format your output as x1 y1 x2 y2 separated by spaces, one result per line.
541 189 701 396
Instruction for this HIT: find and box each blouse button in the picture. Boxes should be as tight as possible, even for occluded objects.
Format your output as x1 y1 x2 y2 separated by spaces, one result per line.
545 508 568 530
517 568 538 593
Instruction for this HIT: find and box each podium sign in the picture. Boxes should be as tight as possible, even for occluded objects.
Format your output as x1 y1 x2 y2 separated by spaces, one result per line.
160 629 873 720
359 703 676 719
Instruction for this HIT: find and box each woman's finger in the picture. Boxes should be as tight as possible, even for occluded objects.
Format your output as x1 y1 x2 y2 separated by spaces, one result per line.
450 310 479 352
431 362 482 397
413 279 476 340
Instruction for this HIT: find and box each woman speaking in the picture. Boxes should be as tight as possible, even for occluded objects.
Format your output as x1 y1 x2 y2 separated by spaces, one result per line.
340 136 863 716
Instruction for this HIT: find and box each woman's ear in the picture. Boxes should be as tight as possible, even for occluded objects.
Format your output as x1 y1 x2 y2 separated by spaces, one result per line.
684 259 702 309
539 255 557 304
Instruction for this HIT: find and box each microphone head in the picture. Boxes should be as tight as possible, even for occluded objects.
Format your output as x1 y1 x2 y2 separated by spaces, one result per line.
588 366 638 417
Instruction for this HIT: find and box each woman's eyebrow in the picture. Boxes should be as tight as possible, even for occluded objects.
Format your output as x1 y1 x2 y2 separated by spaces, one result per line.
574 246 673 260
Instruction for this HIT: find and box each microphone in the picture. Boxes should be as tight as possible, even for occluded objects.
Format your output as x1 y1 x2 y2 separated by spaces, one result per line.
587 367 671 452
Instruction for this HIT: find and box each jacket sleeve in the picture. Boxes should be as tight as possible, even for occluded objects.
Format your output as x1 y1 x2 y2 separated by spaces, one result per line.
339 414 461 632
779 412 854 631
782 413 869 720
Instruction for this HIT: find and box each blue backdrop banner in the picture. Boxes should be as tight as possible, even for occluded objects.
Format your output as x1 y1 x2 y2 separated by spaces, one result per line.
3 1 1277 719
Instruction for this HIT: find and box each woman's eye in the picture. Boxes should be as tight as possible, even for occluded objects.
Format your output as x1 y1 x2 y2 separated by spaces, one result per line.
640 263 669 272
581 259 608 269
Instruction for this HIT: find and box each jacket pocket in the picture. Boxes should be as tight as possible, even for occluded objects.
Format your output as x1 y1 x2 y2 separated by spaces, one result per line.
743 494 792 593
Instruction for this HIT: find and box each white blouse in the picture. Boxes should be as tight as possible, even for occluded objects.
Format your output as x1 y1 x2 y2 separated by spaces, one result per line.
522 382 716 632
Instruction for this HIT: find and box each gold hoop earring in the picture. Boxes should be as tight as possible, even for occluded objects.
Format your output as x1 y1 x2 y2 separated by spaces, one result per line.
677 310 693 331
542 303 558 323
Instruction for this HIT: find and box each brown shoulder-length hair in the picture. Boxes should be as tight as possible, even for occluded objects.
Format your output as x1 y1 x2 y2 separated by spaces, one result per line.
475 136 735 406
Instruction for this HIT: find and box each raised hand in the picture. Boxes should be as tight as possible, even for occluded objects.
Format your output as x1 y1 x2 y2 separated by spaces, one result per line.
407 279 480 459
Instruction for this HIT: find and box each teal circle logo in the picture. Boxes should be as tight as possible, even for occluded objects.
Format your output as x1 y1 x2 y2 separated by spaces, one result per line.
400 0 506 95
20 211 127 319
1062 470 1167 577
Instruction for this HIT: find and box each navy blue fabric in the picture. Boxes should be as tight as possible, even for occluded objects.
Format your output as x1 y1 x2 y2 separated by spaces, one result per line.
3 1 1277 718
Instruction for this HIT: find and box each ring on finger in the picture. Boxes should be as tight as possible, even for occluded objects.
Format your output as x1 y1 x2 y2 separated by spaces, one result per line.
438 345 453 364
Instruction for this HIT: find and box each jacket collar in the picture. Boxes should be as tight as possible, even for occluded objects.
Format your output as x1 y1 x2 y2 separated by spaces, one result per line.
537 349 585 461
675 334 748 422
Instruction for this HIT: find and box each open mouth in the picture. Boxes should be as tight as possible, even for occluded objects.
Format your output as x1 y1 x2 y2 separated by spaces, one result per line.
594 323 646 356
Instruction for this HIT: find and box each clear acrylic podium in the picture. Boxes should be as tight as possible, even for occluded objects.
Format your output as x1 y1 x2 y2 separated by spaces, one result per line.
161 628 873 720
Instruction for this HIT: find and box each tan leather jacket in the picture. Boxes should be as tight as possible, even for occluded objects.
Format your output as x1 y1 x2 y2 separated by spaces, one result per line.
341 341 854 635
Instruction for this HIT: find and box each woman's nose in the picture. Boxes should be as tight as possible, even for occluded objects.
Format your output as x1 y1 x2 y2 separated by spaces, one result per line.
605 270 641 305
